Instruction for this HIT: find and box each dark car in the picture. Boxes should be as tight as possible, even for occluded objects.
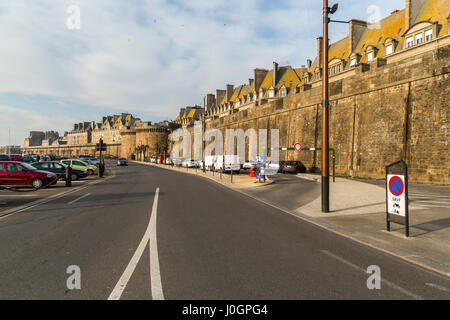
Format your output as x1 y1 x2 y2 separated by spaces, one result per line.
0 154 10 161
117 157 128 166
31 161 88 181
23 155 35 163
0 161 58 188
280 161 307 173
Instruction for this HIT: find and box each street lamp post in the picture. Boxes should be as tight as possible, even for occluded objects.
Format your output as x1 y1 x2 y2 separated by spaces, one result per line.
321 1 339 213
322 0 330 213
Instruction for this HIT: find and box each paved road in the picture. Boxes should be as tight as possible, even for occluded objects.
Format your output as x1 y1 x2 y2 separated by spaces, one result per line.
0 162 448 299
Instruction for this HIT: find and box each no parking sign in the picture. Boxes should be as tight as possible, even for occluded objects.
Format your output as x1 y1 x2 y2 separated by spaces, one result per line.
387 175 406 216
386 160 410 237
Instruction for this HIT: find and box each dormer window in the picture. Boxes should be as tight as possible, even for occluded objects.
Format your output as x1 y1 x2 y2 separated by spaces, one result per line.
367 52 373 61
268 87 275 98
425 29 433 41
406 36 414 48
415 33 423 45
280 88 287 97
350 58 356 67
259 90 264 99
386 44 393 55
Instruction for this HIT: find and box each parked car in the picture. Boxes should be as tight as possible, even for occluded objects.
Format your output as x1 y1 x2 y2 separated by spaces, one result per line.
31 161 88 181
165 158 173 165
9 154 24 161
172 158 184 166
242 160 256 170
280 161 307 173
117 157 128 166
22 155 35 163
182 159 198 168
61 159 98 175
266 161 282 173
79 156 100 165
0 161 58 188
0 154 10 161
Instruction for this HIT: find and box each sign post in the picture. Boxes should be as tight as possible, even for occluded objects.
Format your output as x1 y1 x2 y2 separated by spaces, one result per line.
255 155 266 182
386 160 409 237
96 139 107 178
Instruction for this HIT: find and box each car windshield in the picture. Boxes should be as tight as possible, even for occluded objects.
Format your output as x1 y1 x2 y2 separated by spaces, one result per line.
285 161 297 165
21 162 37 170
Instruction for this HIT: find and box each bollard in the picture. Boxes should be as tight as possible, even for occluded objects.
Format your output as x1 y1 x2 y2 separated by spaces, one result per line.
65 166 72 187
99 163 105 178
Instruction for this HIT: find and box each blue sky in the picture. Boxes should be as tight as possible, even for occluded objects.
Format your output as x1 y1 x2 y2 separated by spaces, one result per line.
0 0 404 145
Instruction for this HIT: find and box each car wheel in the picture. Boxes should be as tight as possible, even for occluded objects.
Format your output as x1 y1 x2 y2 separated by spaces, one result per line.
31 178 43 189
71 173 79 181
87 169 94 175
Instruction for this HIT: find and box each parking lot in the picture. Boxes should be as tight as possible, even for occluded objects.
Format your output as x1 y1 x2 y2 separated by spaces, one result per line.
0 162 115 219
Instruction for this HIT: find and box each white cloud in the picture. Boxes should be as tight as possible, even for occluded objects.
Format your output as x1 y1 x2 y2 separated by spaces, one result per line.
0 0 405 124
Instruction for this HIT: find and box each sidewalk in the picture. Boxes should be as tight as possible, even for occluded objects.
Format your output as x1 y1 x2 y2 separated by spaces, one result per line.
294 174 450 276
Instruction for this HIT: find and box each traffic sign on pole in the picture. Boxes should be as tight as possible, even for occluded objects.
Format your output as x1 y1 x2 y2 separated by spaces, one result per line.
294 143 302 151
387 175 406 216
386 160 409 237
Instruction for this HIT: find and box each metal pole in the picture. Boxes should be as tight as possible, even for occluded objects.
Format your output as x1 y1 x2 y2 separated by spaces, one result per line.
322 0 330 213
202 113 206 173
231 168 233 184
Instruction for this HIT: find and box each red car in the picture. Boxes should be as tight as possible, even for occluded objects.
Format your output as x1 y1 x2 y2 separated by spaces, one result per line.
9 154 24 161
0 161 58 188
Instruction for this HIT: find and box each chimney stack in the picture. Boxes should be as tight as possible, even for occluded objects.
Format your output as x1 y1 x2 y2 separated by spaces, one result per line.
226 84 234 103
206 93 215 111
307 59 312 69
405 0 424 31
216 89 226 106
349 20 367 54
317 37 323 67
272 61 279 85
254 69 268 93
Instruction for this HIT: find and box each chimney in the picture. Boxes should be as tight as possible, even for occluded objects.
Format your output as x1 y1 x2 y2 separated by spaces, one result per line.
272 61 279 86
216 89 226 106
248 78 254 88
206 93 215 111
405 0 424 31
254 69 268 93
317 37 323 67
307 59 312 69
349 19 367 54
226 84 234 103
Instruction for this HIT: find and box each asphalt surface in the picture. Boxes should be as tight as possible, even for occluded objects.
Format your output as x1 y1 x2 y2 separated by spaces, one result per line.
0 161 448 299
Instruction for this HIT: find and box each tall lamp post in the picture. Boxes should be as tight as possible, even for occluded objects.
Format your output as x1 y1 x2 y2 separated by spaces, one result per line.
322 1 339 213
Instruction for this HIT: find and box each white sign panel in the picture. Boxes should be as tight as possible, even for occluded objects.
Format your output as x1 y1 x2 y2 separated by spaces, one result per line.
387 174 406 217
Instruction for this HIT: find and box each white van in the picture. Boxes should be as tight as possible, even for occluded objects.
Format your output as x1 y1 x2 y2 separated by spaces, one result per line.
204 155 217 171
214 155 241 173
